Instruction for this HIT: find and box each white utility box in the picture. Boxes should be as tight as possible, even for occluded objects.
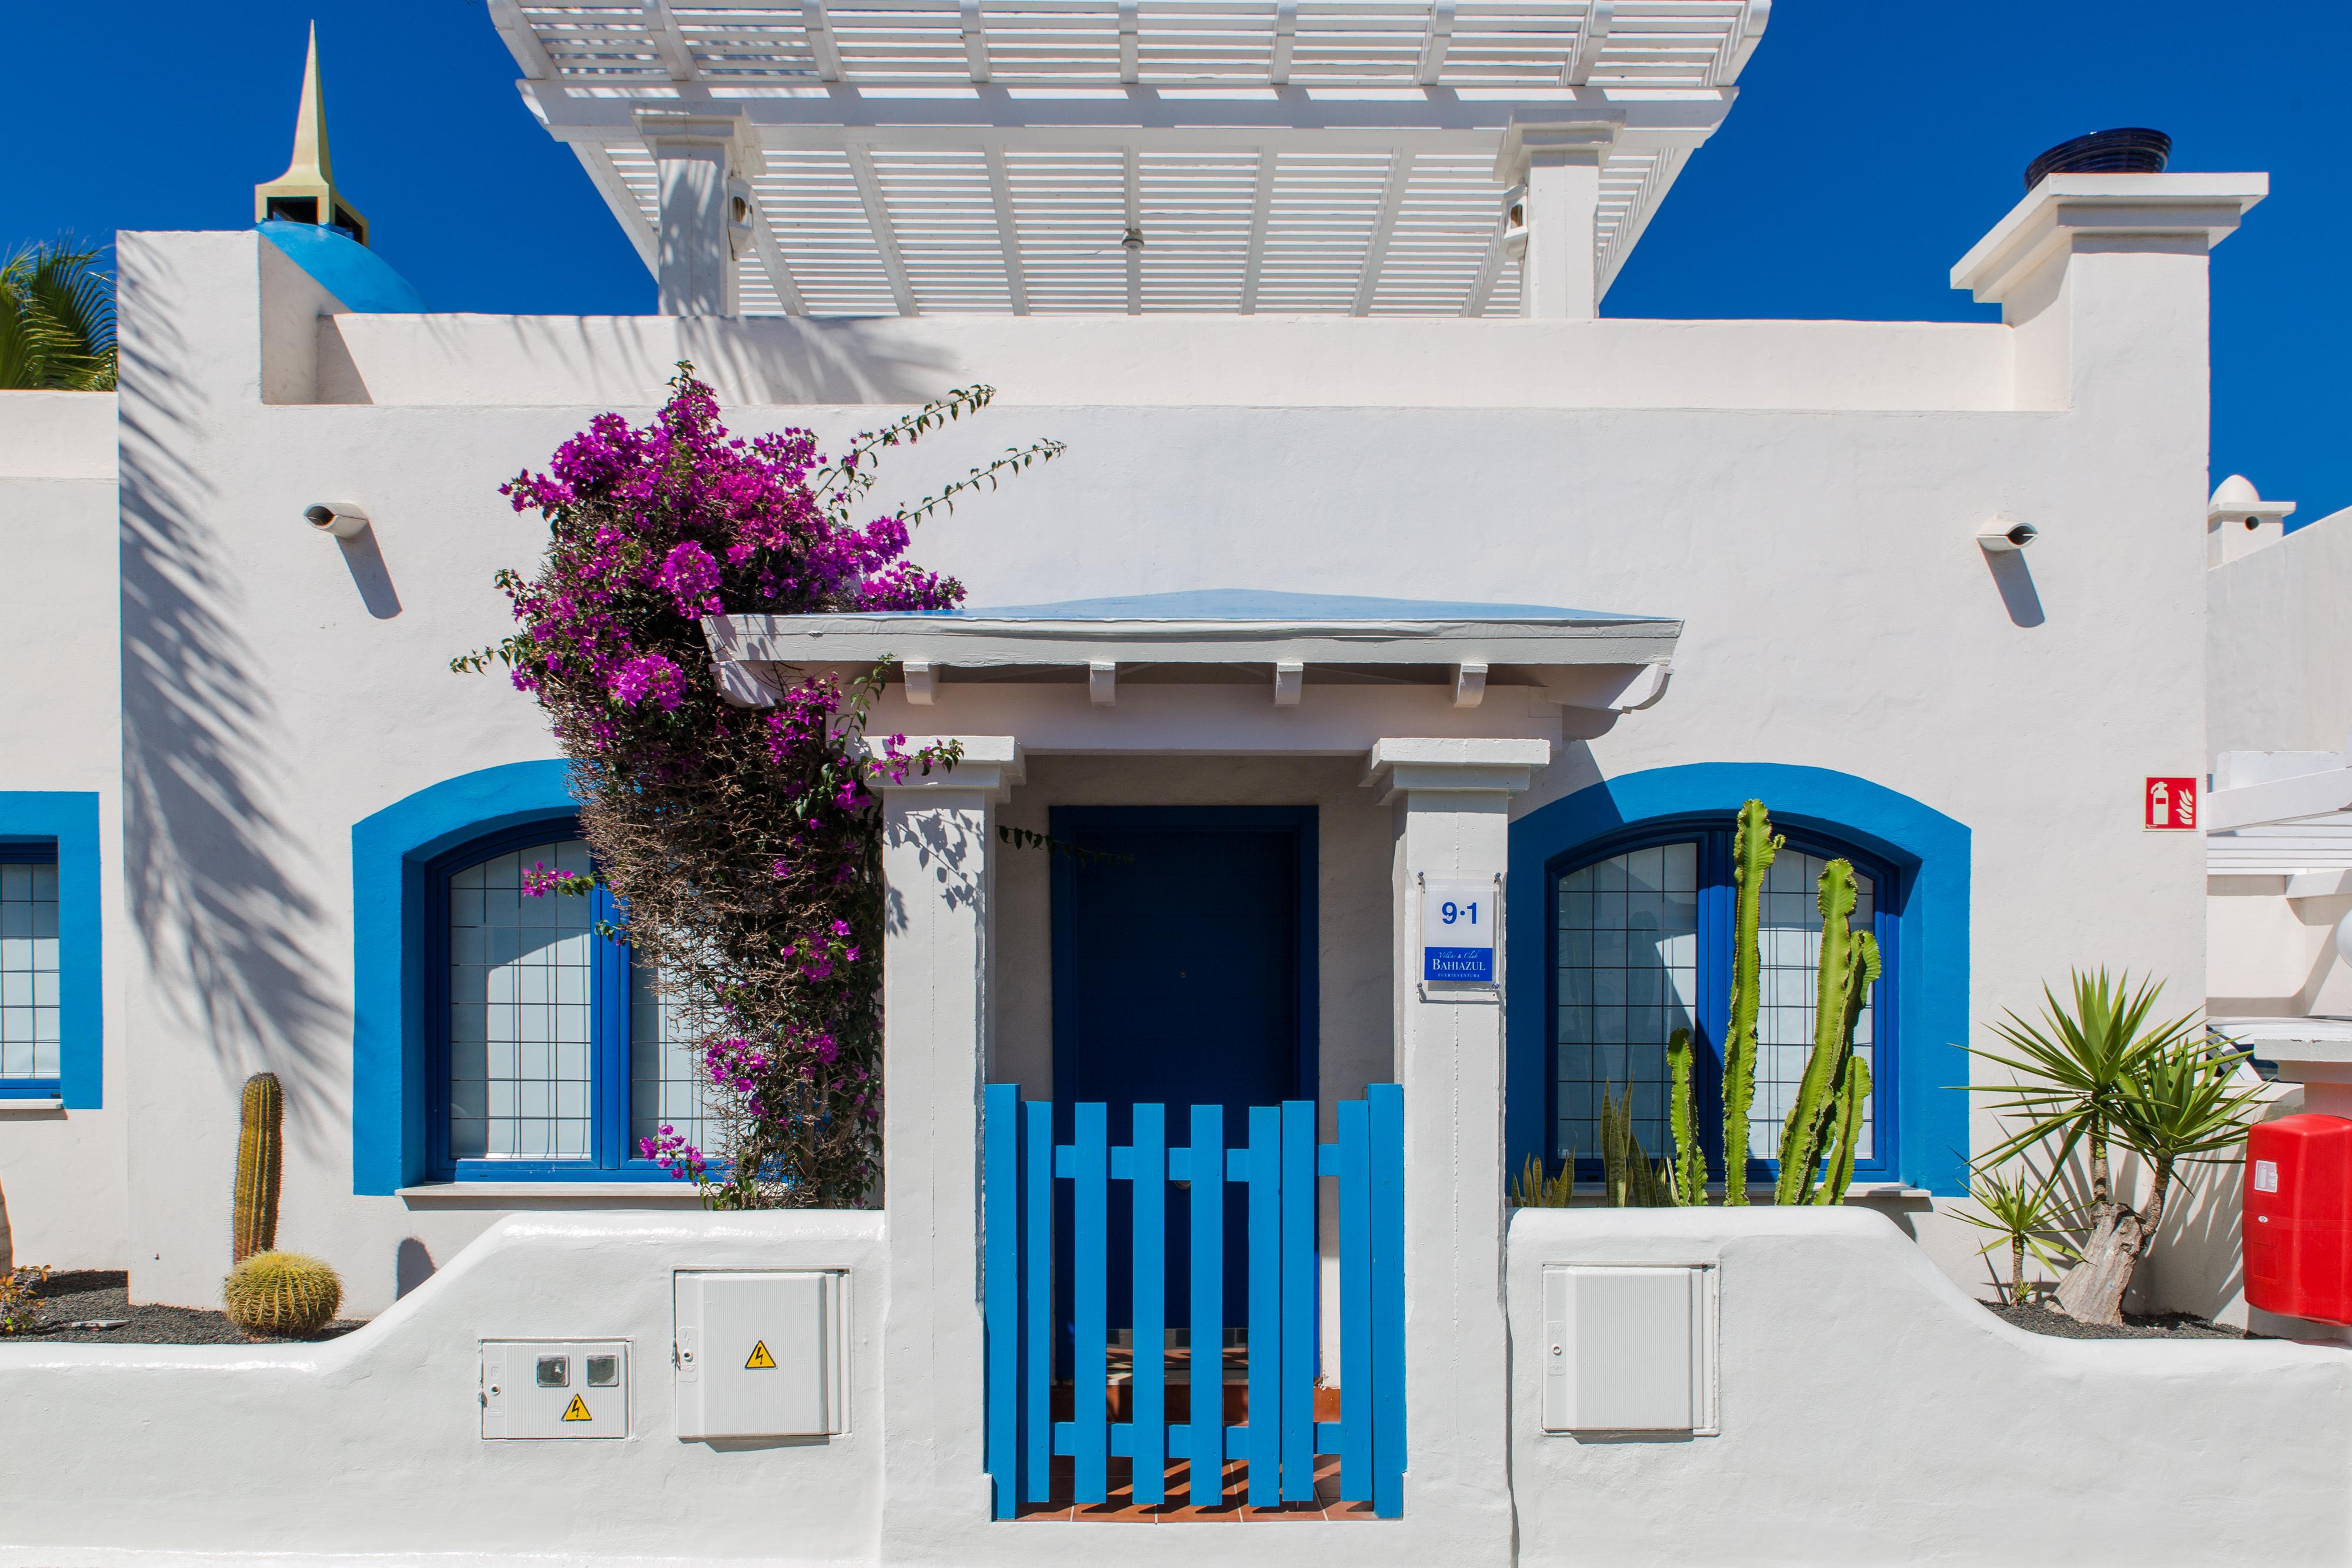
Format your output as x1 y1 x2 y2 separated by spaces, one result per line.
481 1340 631 1439
674 1271 848 1440
1539 1265 1717 1434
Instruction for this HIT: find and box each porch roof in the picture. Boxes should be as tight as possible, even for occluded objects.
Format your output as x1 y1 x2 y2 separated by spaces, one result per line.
703 586 1681 709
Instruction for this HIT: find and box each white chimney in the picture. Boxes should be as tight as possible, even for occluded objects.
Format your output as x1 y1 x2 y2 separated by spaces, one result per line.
2208 474 2295 567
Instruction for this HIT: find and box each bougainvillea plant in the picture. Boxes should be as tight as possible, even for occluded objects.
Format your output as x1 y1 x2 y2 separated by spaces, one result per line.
457 366 1060 1208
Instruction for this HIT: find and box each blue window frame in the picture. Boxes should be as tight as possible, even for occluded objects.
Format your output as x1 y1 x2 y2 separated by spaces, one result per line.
0 842 62 1097
1545 819 1901 1187
426 818 712 1182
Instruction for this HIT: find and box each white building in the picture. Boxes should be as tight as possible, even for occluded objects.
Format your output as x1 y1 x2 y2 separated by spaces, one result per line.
5 8 2344 1564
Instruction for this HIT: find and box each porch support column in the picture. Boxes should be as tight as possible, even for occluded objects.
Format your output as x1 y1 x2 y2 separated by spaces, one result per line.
1495 119 1619 319
634 108 762 315
1365 737 1546 1554
873 736 1023 1556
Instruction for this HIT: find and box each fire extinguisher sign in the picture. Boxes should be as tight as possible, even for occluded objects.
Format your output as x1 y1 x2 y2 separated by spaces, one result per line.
2144 776 2199 831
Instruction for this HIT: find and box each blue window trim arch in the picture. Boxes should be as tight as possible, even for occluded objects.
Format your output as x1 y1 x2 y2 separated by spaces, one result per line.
353 761 581 1193
1542 818 1903 1185
1506 763 1970 1196
0 792 101 1106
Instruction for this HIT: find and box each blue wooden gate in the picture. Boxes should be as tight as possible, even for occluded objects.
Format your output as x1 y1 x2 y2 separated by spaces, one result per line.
983 1084 1404 1518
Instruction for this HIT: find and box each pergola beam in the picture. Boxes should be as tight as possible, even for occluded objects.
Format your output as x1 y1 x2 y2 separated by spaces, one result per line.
646 0 699 82
1414 0 1456 85
846 144 920 315
983 146 1031 314
1352 151 1415 315
1240 149 1276 314
522 82 1734 141
1564 0 1613 85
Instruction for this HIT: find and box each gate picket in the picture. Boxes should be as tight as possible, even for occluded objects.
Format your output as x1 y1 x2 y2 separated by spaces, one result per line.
982 1088 1404 1521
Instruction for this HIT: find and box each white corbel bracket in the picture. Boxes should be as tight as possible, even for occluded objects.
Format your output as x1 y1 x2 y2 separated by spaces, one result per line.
904 659 938 706
1274 661 1304 707
860 734 1025 803
1451 661 1489 709
713 658 782 708
1090 660 1117 707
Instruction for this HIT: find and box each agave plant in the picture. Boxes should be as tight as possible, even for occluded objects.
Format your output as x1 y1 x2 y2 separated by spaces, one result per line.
1968 972 2260 1324
1508 1152 1575 1208
0 240 117 391
1952 1164 2076 1305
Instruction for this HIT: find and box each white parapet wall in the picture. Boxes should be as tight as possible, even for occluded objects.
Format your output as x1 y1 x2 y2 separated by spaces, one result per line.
1508 1206 2352 1567
0 1212 887 1567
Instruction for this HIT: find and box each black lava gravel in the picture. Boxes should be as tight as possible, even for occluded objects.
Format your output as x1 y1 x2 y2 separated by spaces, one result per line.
4 1270 365 1346
1985 1299 2249 1340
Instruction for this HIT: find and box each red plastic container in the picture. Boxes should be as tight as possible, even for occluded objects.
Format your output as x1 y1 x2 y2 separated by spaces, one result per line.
2244 1114 2352 1324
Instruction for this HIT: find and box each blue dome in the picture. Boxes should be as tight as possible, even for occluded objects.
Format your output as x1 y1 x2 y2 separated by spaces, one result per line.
256 220 425 313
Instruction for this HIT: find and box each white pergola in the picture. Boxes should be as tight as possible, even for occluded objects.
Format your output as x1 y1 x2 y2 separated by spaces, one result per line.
489 0 1767 317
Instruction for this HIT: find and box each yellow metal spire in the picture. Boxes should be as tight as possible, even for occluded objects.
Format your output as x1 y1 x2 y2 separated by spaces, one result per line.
253 22 369 246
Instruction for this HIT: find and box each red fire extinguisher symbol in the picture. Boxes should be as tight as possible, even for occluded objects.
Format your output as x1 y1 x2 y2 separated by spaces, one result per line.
2144 777 2198 831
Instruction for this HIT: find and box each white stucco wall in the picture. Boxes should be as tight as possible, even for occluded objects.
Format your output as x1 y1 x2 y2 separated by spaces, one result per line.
1508 1206 2352 1567
0 390 128 1272
2209 506 2352 761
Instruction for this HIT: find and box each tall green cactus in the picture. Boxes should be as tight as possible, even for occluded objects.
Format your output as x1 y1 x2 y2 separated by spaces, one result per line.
233 1072 284 1265
1775 858 1883 1205
1720 800 1781 1205
1815 1055 1872 1203
1666 1028 1705 1204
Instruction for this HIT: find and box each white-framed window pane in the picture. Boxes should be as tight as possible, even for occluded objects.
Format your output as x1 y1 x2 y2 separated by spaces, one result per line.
1750 851 1876 1161
1556 841 1699 1160
630 963 726 1158
0 858 61 1082
449 838 594 1162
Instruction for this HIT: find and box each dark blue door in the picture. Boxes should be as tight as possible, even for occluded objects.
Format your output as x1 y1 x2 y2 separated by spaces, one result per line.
1052 807 1317 1334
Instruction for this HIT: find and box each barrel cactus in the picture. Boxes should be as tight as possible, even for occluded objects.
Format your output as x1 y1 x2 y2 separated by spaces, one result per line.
232 1072 284 1265
223 1251 343 1339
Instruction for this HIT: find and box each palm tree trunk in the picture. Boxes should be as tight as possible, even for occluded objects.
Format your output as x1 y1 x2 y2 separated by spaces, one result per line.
2010 1235 2024 1303
0 1173 12 1275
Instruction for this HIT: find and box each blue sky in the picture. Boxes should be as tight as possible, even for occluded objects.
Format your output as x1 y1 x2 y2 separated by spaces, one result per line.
13 2 2347 525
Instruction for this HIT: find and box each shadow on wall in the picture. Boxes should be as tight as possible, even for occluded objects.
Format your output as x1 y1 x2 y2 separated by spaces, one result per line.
1985 550 2044 628
336 527 402 620
381 313 964 409
395 1237 435 1299
118 241 346 1162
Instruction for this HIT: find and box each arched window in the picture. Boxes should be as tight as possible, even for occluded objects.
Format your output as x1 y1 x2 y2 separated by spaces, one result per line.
1551 825 1896 1185
432 823 717 1179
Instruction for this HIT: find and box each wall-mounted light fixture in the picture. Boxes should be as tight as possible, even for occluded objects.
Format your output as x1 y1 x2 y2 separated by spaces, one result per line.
1975 517 2037 554
305 502 370 540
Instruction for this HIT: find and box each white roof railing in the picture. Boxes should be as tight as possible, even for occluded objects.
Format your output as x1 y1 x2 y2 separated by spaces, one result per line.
490 0 1766 316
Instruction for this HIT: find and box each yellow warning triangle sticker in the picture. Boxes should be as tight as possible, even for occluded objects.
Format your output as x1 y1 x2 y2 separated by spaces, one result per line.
561 1394 593 1422
744 1340 777 1370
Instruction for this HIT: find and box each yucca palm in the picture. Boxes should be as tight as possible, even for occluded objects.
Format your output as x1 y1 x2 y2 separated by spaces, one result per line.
1968 971 2259 1323
0 240 117 391
1952 1163 2076 1304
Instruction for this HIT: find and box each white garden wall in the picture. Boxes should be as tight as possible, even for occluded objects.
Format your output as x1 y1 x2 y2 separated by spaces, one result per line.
1508 1206 2352 1567
0 1211 888 1567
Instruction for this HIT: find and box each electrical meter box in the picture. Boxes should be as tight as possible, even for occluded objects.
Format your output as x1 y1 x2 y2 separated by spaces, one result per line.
1539 1265 1717 1434
674 1271 848 1440
481 1340 631 1439
2246 1114 2352 1323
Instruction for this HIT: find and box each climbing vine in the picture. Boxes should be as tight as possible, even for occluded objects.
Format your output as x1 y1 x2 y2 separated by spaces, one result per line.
458 366 1060 1206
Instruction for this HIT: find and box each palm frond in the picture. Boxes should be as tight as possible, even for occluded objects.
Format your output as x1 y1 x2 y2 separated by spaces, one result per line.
0 239 116 390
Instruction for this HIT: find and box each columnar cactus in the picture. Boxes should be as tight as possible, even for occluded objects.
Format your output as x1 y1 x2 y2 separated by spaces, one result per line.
1719 800 1781 1205
1816 1055 1873 1203
222 1251 343 1339
233 1072 285 1265
1775 858 1883 1205
1666 1028 1706 1204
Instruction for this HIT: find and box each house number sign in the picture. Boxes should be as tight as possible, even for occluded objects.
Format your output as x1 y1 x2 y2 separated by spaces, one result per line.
1422 878 1496 983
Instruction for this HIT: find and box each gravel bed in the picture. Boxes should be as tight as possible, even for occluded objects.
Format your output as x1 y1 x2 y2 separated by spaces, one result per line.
1984 1299 2249 1340
5 1270 366 1345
